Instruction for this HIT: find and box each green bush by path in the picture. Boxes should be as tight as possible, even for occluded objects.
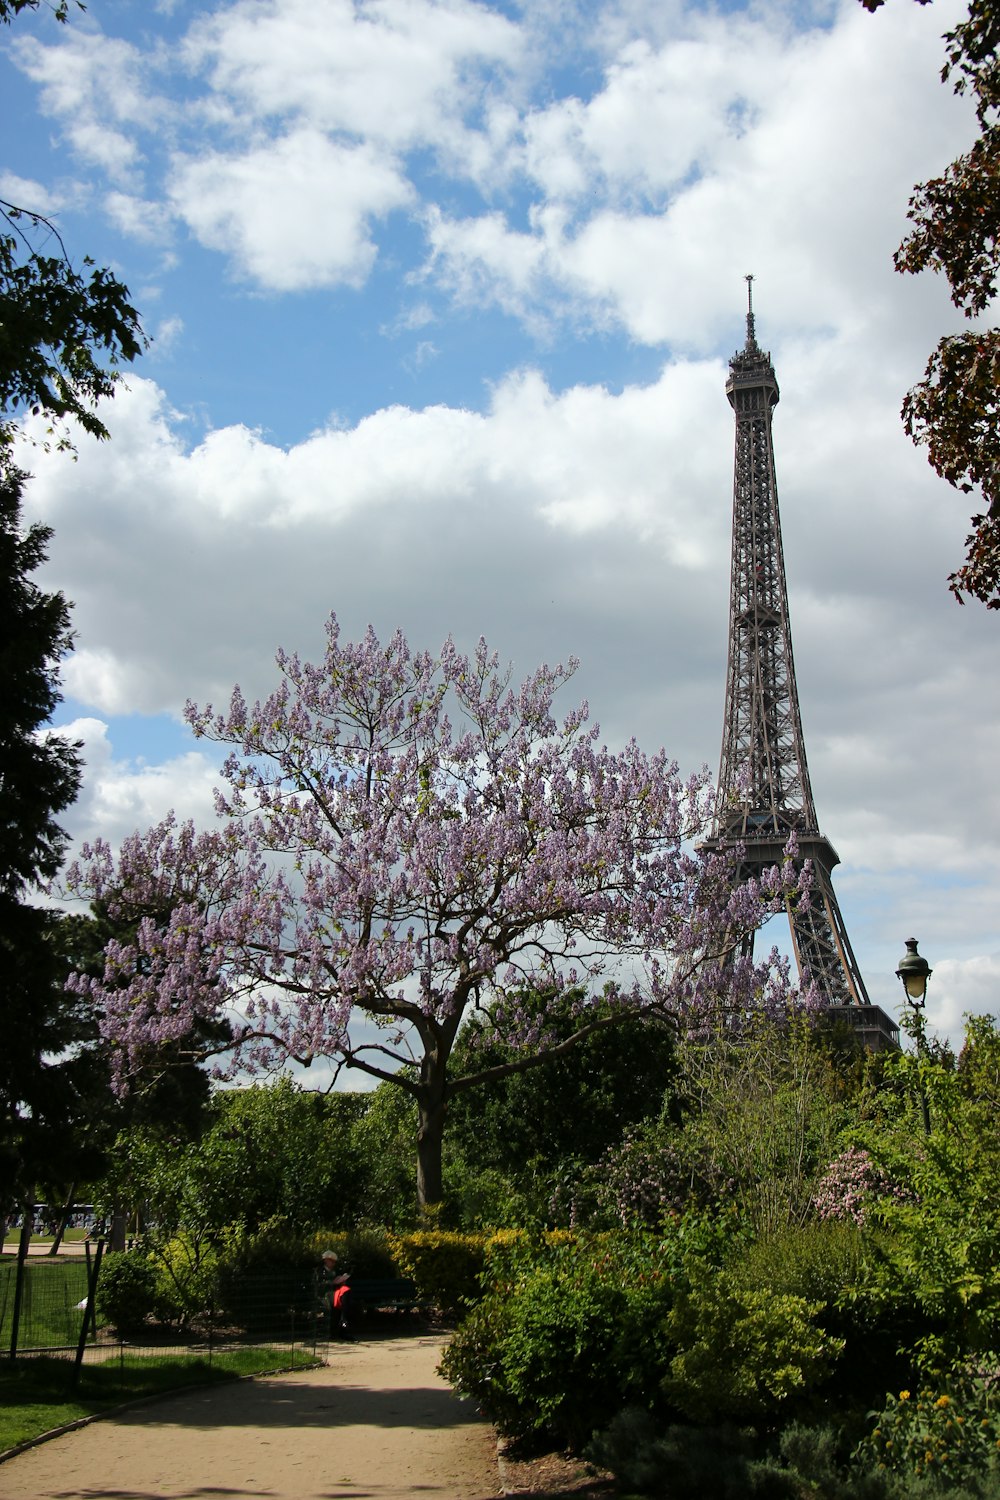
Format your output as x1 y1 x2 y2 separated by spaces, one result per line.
662 1267 843 1423
389 1230 488 1315
440 1227 680 1447
95 1252 157 1335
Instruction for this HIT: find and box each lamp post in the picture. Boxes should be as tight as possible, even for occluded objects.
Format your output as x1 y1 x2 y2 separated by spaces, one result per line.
896 938 932 1134
896 937 932 1007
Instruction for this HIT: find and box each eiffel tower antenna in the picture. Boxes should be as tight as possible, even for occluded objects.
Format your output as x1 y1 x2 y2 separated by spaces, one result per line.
745 272 756 346
706 285 897 1048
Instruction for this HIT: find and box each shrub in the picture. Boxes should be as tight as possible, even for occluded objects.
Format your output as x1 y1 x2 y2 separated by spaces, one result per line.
586 1408 770 1500
304 1227 397 1278
96 1251 158 1334
588 1413 903 1499
441 1251 626 1444
148 1231 221 1324
857 1380 1000 1491
440 1230 677 1447
735 1220 923 1426
812 1147 912 1226
663 1268 844 1424
389 1230 488 1314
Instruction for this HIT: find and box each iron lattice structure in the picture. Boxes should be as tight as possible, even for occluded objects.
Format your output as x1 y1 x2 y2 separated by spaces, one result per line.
707 283 875 1013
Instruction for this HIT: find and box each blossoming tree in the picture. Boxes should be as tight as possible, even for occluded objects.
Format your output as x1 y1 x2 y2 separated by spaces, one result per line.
67 616 802 1209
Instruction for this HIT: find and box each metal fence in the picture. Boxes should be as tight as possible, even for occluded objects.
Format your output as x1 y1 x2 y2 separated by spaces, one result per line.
1 1255 327 1396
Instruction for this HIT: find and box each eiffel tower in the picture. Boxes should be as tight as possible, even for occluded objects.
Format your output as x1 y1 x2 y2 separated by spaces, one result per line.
706 279 897 1049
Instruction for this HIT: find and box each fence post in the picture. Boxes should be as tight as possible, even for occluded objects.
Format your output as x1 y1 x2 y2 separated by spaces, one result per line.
7 1207 33 1361
71 1238 104 1390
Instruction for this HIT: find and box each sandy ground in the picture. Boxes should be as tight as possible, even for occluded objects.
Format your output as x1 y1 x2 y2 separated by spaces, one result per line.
0 1333 503 1500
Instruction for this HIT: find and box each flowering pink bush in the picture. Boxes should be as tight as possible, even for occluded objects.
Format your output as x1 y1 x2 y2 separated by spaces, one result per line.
812 1146 904 1225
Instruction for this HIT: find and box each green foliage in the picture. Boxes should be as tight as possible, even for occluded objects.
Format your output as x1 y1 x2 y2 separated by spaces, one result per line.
93 1080 368 1249
850 1016 1000 1360
0 203 144 472
146 1230 221 1324
302 1227 398 1278
440 1229 678 1446
737 1220 918 1417
739 1219 871 1305
587 1409 777 1500
591 1015 851 1233
588 1412 912 1499
663 1266 844 1423
446 996 677 1223
194 1080 361 1233
388 1229 488 1314
96 1250 158 1334
858 1380 1000 1490
348 1082 419 1228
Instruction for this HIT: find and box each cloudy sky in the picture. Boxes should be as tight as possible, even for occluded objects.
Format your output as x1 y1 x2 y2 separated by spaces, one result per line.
3 0 997 1047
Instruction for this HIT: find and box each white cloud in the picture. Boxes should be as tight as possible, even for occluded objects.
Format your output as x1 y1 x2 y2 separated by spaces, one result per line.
58 718 222 854
6 0 996 1026
104 190 172 244
151 314 184 355
0 172 62 216
422 0 975 348
169 129 414 289
182 0 522 153
11 29 162 184
16 343 997 934
925 954 1000 1048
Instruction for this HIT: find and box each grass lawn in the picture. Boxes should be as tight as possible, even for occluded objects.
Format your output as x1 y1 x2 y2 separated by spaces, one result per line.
0 1348 321 1455
0 1258 91 1350
0 1230 89 1253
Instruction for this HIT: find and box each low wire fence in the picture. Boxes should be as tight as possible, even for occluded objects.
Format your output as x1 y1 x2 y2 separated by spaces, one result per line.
0 1255 327 1397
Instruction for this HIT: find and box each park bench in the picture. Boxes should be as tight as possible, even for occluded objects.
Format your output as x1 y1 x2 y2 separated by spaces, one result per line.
350 1277 431 1315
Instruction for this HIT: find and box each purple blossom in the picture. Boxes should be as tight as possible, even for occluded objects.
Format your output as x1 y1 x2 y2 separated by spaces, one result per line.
812 1146 912 1225
64 616 810 1203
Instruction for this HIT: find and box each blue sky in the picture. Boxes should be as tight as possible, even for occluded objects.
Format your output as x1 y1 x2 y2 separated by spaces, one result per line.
3 0 998 1048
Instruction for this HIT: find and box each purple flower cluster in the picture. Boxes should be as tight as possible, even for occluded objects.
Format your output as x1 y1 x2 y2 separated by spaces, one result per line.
812 1146 906 1225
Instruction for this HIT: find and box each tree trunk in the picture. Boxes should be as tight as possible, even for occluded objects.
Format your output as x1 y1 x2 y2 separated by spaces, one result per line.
415 1034 452 1212
416 1093 446 1212
109 1206 127 1252
48 1181 77 1255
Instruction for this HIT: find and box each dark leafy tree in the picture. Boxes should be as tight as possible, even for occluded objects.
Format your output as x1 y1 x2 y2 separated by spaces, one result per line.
1 201 145 474
445 990 678 1221
0 3 85 21
0 468 92 1210
1 0 144 475
862 0 1000 608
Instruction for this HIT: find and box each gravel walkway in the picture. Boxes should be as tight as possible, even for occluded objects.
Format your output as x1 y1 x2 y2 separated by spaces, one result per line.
0 1333 502 1500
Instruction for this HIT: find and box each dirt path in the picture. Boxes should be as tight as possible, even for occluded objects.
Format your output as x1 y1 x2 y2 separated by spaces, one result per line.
0 1334 502 1500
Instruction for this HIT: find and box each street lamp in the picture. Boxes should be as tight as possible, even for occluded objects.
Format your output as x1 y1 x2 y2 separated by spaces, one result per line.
895 938 932 1134
896 938 932 1008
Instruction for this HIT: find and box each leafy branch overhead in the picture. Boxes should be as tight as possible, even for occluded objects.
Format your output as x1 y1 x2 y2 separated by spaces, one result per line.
1 200 145 470
0 2 85 26
862 0 1000 609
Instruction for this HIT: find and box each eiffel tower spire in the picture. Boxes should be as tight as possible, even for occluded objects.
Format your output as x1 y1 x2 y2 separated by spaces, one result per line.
708 283 893 1041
